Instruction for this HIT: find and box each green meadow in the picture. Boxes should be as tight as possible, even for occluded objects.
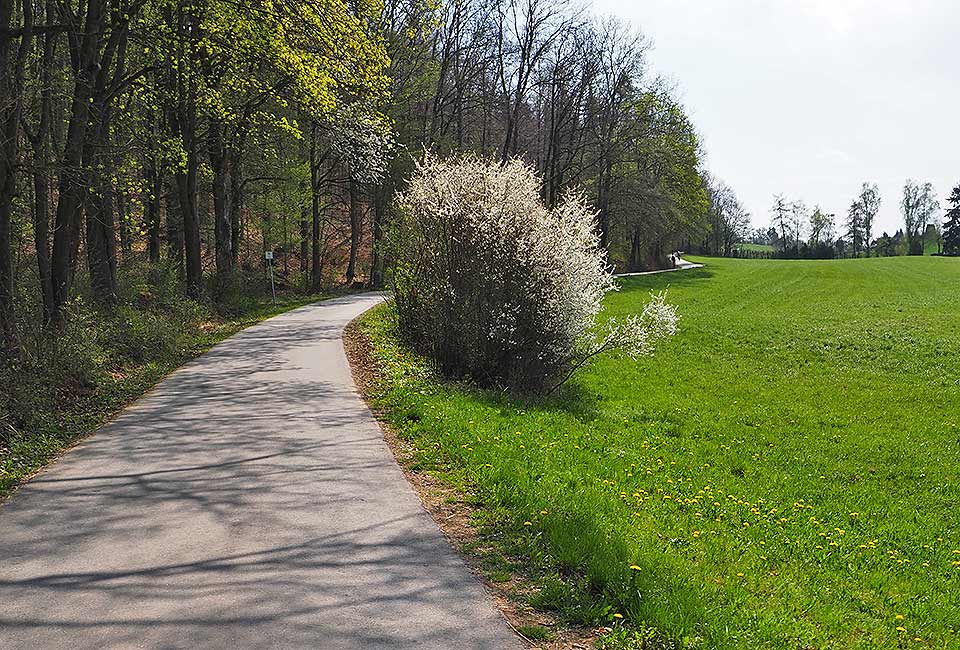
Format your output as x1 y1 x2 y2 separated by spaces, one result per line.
734 242 775 252
360 256 960 648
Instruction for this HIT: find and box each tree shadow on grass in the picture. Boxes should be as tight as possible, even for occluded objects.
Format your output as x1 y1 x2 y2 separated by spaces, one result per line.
615 266 715 294
462 378 603 423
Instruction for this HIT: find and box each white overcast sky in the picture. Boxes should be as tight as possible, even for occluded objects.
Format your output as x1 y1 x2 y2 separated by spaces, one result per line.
590 0 960 235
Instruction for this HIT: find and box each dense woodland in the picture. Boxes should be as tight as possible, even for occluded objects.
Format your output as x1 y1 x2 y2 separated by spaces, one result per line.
0 0 718 360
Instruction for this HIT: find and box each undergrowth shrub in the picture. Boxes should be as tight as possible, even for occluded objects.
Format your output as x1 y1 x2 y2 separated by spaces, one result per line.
391 154 678 392
208 269 263 317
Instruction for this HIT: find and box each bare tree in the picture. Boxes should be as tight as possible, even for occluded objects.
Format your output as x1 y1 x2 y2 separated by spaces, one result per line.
770 195 793 251
496 0 573 162
857 182 881 256
790 200 807 251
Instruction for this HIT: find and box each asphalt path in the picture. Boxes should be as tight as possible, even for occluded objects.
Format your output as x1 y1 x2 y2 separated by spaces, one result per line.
0 293 522 650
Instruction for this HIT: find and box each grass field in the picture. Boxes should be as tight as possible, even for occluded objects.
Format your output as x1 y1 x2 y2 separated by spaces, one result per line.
360 256 960 648
734 242 774 252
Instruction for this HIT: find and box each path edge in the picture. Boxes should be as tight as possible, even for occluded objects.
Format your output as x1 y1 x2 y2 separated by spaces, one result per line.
342 305 598 650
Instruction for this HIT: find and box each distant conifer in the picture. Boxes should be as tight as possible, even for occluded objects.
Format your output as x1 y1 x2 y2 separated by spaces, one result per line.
944 183 960 256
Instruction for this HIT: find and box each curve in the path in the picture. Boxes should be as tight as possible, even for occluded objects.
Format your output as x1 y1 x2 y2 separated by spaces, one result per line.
614 255 704 278
0 293 523 650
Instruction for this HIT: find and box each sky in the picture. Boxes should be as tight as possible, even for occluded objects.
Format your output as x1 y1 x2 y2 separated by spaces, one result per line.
590 0 960 236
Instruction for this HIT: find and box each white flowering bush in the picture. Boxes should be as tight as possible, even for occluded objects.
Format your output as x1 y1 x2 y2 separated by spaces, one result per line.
329 102 396 184
391 154 678 392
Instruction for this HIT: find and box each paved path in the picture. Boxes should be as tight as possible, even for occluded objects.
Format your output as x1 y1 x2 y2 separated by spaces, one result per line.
614 256 703 278
0 294 522 650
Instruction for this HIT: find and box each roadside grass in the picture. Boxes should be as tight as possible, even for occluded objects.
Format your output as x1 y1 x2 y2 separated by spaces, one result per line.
0 284 330 499
358 255 960 649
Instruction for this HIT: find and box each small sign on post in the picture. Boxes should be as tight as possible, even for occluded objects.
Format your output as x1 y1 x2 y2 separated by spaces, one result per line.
265 250 276 304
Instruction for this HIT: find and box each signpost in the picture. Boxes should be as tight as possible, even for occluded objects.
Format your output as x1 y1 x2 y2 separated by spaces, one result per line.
265 250 276 304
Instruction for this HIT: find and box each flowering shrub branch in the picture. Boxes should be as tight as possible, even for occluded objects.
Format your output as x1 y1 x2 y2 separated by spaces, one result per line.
547 292 679 394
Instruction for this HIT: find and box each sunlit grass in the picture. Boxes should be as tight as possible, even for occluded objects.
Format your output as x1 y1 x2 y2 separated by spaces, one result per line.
360 256 960 648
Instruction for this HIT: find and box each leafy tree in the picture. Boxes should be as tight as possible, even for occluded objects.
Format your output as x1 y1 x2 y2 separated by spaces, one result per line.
846 200 865 257
704 177 750 256
901 180 939 255
808 206 835 247
874 232 896 257
943 183 960 256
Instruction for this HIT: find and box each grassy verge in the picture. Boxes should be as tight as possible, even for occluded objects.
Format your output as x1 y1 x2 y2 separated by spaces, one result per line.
1 286 331 499
357 256 960 649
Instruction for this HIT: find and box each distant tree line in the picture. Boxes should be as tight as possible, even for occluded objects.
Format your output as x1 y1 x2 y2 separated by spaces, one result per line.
712 179 960 260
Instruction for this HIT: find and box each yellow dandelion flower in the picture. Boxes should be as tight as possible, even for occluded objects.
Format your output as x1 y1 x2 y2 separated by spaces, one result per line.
895 614 904 621
629 565 642 571
613 613 623 619
523 521 532 526
896 626 906 633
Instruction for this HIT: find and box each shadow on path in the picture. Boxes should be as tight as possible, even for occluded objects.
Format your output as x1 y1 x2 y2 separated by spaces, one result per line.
0 293 521 650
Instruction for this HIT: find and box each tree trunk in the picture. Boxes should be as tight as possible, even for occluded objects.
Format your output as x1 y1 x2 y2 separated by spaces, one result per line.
84 175 118 302
309 125 322 290
50 0 107 326
369 184 388 288
177 77 202 297
209 120 232 275
165 175 184 272
229 150 243 265
28 0 56 324
0 0 34 353
85 100 120 303
83 3 130 305
177 147 202 298
597 159 612 251
145 161 161 263
299 207 308 280
345 177 362 285
32 157 53 322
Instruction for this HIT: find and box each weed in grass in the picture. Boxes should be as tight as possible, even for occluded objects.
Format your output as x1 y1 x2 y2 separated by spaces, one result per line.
516 625 557 641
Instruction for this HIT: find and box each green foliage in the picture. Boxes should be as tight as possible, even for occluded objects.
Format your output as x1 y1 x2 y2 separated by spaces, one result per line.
361 256 960 648
943 183 960 256
734 243 774 253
